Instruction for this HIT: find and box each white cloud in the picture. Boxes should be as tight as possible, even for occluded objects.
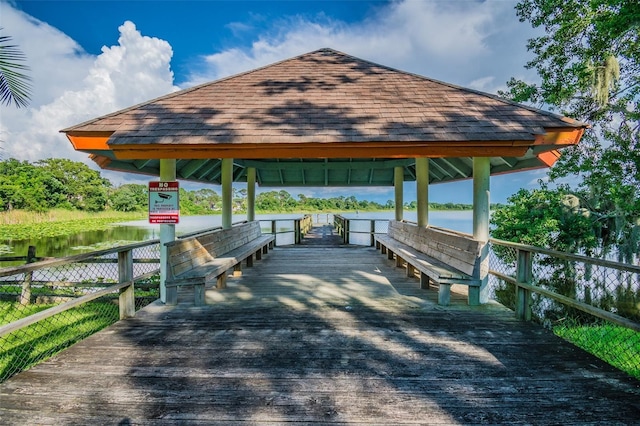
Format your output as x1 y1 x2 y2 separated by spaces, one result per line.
186 0 538 91
1 4 177 168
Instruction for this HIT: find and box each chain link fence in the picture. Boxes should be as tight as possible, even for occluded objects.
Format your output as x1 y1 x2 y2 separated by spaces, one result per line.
0 241 160 383
489 239 640 379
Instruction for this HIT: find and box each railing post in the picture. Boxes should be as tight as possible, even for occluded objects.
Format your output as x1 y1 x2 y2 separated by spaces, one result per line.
370 220 376 247
294 219 301 244
118 249 135 319
516 248 533 321
271 220 277 246
20 245 37 305
344 219 350 244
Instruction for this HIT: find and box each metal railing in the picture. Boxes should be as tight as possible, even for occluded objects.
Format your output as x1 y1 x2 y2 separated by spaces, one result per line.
0 240 161 383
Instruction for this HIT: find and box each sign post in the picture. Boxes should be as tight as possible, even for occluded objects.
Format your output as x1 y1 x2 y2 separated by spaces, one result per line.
149 181 180 224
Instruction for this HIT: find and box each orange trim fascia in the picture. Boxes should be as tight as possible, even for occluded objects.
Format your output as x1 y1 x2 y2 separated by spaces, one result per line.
108 142 530 160
537 150 562 167
67 134 112 151
534 128 584 146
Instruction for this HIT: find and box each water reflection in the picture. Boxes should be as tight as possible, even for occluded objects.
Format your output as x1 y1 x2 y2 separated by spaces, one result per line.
1 226 155 260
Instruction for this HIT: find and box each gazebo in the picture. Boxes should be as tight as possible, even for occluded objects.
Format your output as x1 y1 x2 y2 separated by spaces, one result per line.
61 48 587 304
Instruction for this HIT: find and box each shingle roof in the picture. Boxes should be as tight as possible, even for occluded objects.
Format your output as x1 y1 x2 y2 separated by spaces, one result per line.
64 48 583 146
62 48 587 186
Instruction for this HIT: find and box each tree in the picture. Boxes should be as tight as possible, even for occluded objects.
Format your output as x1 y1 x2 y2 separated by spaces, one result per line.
110 184 148 212
0 158 67 211
0 30 31 108
36 159 110 211
499 0 640 264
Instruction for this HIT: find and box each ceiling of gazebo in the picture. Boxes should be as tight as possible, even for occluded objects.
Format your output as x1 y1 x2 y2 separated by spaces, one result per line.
62 48 587 187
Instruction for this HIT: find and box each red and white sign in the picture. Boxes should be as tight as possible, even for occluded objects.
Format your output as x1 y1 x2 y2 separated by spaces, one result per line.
149 181 180 224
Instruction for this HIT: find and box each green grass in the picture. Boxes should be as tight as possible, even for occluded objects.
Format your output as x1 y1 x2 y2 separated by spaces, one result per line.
554 323 640 379
0 300 119 382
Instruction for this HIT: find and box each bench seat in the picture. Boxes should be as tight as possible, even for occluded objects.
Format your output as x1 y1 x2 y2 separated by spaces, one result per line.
165 222 274 306
374 221 483 306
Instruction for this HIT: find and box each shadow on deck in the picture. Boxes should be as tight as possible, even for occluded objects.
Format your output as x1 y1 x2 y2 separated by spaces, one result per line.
1 229 639 424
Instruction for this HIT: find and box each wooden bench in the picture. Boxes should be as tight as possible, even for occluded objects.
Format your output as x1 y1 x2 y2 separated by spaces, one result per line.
374 220 484 305
165 221 274 305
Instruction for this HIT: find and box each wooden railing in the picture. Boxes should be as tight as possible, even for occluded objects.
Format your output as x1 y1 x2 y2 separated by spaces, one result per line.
335 215 639 333
0 239 161 338
489 238 640 332
313 213 334 224
334 215 389 246
178 216 312 245
260 215 313 245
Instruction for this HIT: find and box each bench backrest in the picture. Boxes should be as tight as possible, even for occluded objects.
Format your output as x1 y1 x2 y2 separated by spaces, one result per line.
387 220 484 277
166 221 263 278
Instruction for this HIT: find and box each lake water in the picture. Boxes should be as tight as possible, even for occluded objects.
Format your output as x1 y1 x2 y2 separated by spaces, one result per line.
0 211 473 259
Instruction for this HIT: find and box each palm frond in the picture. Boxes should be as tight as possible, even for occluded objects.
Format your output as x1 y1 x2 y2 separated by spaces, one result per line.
0 31 32 108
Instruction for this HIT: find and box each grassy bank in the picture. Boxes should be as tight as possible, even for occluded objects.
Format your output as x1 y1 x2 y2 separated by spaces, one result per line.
554 323 640 379
0 210 145 241
0 301 120 382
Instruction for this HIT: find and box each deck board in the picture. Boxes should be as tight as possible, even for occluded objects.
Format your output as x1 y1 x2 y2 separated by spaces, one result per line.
1 235 639 424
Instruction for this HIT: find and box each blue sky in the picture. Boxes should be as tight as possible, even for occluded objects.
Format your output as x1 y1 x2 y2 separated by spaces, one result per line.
1 0 552 205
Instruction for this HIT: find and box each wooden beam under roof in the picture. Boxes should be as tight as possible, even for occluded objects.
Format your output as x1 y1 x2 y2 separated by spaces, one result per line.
179 159 210 179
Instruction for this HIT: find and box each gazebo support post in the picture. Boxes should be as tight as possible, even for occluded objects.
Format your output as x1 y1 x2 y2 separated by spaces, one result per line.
416 158 429 227
221 158 233 229
394 166 404 221
247 167 256 222
473 157 490 304
159 158 176 304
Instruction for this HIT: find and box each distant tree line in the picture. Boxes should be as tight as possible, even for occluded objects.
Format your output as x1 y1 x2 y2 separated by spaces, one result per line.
0 158 488 214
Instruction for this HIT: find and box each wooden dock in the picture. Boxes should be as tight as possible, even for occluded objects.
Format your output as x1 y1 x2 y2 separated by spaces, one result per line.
1 225 639 424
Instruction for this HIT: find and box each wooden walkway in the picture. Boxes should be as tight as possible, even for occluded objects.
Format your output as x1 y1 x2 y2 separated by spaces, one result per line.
1 226 639 424
298 223 345 247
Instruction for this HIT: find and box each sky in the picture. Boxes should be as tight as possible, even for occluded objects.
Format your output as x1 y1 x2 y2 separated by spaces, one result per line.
0 0 551 205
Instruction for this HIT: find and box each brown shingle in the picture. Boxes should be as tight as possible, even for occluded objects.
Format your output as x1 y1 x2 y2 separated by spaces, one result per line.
62 48 585 146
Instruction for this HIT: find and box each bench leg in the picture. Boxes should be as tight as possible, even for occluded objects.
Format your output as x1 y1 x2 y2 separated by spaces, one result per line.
263 245 269 254
233 263 242 277
216 273 227 289
387 249 394 260
380 245 387 255
406 263 416 278
246 254 253 267
194 284 205 306
468 286 480 306
395 255 404 268
255 248 262 260
166 286 178 305
438 284 451 306
420 272 430 289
